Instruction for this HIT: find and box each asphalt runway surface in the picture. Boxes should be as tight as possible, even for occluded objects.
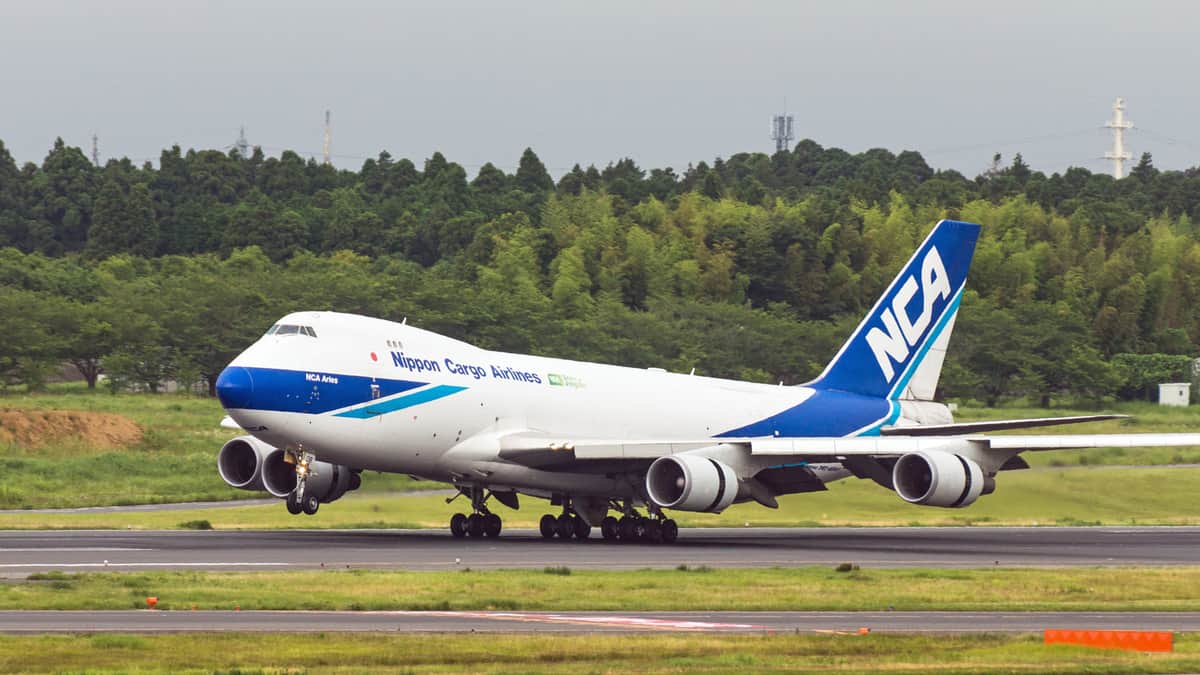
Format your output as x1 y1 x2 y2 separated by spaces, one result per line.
4 610 1200 634
3 526 1200 574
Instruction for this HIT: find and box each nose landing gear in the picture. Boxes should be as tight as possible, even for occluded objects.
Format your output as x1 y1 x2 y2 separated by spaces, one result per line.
285 447 320 516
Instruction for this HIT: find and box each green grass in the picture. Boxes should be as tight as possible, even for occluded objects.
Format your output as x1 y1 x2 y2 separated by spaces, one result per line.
2 465 1200 529
0 632 1198 673
8 566 1200 612
0 388 439 509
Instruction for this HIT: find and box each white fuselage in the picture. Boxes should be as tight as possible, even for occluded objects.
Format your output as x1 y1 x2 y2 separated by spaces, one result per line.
221 311 859 495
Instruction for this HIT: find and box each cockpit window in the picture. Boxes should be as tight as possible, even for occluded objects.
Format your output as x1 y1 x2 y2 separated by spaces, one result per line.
265 324 317 338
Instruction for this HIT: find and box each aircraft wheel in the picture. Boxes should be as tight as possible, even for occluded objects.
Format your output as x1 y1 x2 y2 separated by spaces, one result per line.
302 494 320 515
467 513 485 538
643 519 662 543
450 512 468 538
539 514 557 539
555 514 576 539
573 516 591 540
600 516 619 541
661 518 679 544
285 490 303 515
484 513 502 538
617 516 638 541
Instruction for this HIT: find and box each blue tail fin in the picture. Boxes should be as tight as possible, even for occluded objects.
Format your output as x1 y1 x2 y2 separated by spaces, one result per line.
810 219 980 400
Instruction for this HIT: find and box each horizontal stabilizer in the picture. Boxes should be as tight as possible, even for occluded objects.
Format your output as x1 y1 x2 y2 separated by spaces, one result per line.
880 414 1128 436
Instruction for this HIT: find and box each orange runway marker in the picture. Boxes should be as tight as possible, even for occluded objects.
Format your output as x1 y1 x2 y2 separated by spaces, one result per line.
1044 629 1173 653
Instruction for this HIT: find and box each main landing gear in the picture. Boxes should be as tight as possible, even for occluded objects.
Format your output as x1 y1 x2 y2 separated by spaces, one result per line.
538 510 591 541
596 513 678 544
448 486 503 539
539 499 679 544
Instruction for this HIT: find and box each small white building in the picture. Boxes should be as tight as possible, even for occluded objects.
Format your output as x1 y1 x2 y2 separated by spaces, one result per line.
1158 382 1190 407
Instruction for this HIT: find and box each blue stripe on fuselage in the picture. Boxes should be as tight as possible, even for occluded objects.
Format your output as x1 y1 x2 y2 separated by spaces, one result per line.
220 366 428 415
333 384 468 419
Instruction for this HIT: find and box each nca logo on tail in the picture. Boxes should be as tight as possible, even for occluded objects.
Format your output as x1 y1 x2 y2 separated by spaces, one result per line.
865 247 951 382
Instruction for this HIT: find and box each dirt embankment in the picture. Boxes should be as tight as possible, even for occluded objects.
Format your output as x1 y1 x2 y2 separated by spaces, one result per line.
0 409 143 449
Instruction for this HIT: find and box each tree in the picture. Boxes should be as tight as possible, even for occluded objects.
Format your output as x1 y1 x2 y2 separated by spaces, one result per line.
87 180 159 258
515 148 553 193
1131 152 1157 183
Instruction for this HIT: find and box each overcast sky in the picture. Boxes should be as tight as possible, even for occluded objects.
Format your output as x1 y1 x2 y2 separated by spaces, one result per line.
3 0 1198 178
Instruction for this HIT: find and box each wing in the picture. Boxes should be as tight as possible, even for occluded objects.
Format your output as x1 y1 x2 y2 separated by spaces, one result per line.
473 430 1200 506
879 414 1127 436
492 430 1200 469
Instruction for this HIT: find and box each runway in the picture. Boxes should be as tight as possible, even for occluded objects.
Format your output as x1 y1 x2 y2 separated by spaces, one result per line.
3 610 1200 634
2 526 1200 574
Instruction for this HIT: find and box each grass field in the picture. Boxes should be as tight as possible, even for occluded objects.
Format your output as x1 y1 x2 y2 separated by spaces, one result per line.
0 389 437 509
1 632 1198 674
7 566 1200 612
2 464 1199 529
2 388 1200 512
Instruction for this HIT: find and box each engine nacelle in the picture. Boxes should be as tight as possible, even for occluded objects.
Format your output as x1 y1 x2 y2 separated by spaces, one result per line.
892 450 984 508
260 448 360 503
217 436 274 492
645 455 738 513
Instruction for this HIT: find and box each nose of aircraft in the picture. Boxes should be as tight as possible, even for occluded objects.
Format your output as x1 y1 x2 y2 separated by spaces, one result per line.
216 366 255 410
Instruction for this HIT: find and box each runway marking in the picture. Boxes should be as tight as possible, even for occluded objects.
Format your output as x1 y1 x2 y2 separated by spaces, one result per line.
0 562 288 568
430 611 764 631
1 548 151 552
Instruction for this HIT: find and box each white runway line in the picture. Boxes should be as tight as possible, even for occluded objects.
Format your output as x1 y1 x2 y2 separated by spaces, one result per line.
1 548 151 552
0 562 288 568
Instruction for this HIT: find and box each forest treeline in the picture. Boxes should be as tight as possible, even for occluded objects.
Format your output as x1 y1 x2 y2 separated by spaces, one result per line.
1 137 1199 405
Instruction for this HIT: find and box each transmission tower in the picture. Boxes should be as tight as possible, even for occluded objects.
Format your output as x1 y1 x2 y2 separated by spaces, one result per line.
1104 97 1133 179
235 126 250 158
770 112 794 153
323 110 332 166
91 134 99 166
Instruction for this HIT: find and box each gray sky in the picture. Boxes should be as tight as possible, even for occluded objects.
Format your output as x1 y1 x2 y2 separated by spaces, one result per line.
3 0 1198 177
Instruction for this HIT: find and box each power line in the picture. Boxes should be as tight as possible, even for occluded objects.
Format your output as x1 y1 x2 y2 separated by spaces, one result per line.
921 129 1096 157
1138 128 1200 152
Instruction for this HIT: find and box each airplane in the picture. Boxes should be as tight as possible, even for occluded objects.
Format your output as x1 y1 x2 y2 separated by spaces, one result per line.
214 219 1200 543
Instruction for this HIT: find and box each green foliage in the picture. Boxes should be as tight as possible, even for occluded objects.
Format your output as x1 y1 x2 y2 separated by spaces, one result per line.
1112 353 1194 400
2 136 1200 404
178 519 213 530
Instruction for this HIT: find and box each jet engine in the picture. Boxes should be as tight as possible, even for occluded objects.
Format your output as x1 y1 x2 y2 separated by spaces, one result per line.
892 450 984 508
217 436 274 491
645 455 738 513
260 448 360 503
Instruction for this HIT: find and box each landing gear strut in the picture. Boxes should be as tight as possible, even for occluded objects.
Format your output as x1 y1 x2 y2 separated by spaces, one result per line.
285 446 319 516
448 486 503 539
